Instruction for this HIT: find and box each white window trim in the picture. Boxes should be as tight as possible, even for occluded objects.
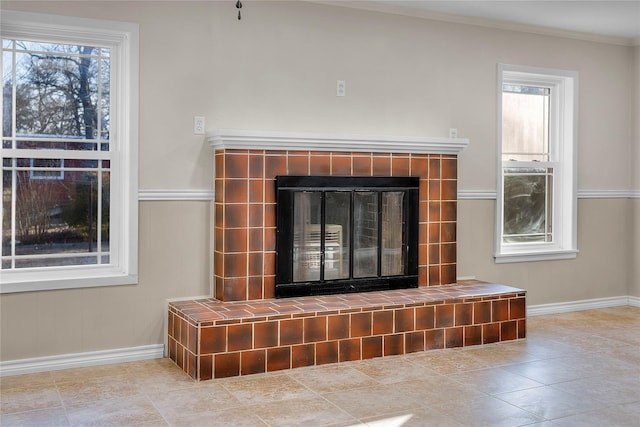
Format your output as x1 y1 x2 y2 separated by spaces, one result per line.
0 11 139 293
495 64 578 263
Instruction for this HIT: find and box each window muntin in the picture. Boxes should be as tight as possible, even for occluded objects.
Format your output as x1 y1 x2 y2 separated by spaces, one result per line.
496 64 577 262
0 11 138 292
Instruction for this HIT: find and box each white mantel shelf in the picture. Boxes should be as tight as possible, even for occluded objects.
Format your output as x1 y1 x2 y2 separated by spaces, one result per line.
207 129 469 155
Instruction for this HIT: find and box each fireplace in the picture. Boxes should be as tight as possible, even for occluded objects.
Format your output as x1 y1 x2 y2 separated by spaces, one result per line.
276 175 419 297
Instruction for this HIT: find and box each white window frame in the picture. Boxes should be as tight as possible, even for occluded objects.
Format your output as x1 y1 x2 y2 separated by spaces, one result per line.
495 64 578 263
0 11 139 292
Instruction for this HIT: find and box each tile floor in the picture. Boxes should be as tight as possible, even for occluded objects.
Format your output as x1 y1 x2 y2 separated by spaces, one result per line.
1 306 639 426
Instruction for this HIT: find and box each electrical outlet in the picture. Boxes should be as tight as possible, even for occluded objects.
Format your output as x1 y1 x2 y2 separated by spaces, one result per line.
336 80 346 97
194 116 205 135
449 128 458 138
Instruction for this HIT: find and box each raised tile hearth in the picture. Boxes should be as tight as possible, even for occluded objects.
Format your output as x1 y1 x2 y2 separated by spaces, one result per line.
168 280 526 380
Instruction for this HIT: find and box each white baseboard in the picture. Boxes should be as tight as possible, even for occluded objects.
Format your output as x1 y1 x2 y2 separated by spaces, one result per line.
0 344 164 377
528 296 632 317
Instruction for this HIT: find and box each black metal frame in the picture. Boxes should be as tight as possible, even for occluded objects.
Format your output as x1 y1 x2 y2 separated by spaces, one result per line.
275 176 419 298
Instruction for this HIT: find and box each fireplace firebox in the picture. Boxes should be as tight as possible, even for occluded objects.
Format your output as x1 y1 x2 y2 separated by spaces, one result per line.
275 176 419 298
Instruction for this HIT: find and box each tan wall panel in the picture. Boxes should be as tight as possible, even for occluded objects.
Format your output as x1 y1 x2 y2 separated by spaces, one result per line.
458 199 632 305
0 202 211 361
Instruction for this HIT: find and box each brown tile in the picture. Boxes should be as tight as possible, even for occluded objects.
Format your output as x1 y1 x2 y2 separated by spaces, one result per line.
265 154 286 177
176 344 184 370
179 318 189 347
372 310 393 335
372 155 391 176
254 321 278 348
201 326 227 354
288 154 309 175
241 349 266 375
223 277 247 301
517 319 526 339
445 327 463 348
428 223 440 244
474 301 492 324
291 344 315 368
248 228 263 252
228 324 253 352
428 180 441 200
410 156 428 176
353 155 372 175
339 338 361 362
280 318 303 345
248 253 263 276
215 152 225 179
224 203 248 228
442 158 457 180
248 276 263 300
419 266 428 286
492 299 509 322
215 203 224 227
394 308 415 332
265 180 276 203
442 180 457 201
464 325 482 346
362 336 383 359
415 306 435 330
225 179 248 203
263 276 276 299
429 157 441 179
425 329 444 350
441 201 457 221
384 334 404 356
225 153 248 178
188 352 197 379
441 264 456 285
405 331 425 353
328 315 350 340
214 353 240 378
304 317 327 343
483 323 500 344
263 252 276 275
428 244 440 265
249 179 264 203
350 312 372 337
419 244 428 267
501 320 517 341
225 228 247 253
420 201 430 222
224 253 247 278
419 179 428 201
428 202 441 222
510 298 526 320
441 243 456 264
310 155 331 175
316 341 338 365
249 154 264 178
267 347 290 372
435 304 454 328
392 156 410 176
199 355 213 381
331 155 351 175
441 222 456 243
455 303 472 326
248 204 263 227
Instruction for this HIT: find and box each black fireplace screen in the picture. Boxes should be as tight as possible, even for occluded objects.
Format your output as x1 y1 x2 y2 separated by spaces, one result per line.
275 176 419 298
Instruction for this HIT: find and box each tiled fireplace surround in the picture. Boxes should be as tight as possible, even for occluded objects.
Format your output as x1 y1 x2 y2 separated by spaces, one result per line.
168 130 526 380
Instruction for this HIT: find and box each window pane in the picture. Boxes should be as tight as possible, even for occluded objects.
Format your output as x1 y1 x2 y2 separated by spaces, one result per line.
3 51 13 138
8 44 108 141
354 191 378 278
8 167 108 268
502 86 549 161
325 192 349 280
503 168 553 243
381 192 405 276
293 191 321 282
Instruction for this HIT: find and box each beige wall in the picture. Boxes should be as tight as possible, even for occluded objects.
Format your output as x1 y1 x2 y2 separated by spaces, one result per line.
632 46 640 297
0 1 637 361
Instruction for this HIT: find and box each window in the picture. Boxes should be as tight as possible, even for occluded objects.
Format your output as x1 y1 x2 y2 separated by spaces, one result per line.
495 64 578 263
1 11 139 292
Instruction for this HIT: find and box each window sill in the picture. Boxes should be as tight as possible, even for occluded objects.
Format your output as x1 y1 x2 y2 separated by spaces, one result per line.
0 270 138 294
494 249 579 264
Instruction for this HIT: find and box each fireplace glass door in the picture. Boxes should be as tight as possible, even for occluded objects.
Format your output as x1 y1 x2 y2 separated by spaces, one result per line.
277 176 418 298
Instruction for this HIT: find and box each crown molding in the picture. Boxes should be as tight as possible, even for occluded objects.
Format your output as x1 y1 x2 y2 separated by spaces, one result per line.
208 129 469 155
